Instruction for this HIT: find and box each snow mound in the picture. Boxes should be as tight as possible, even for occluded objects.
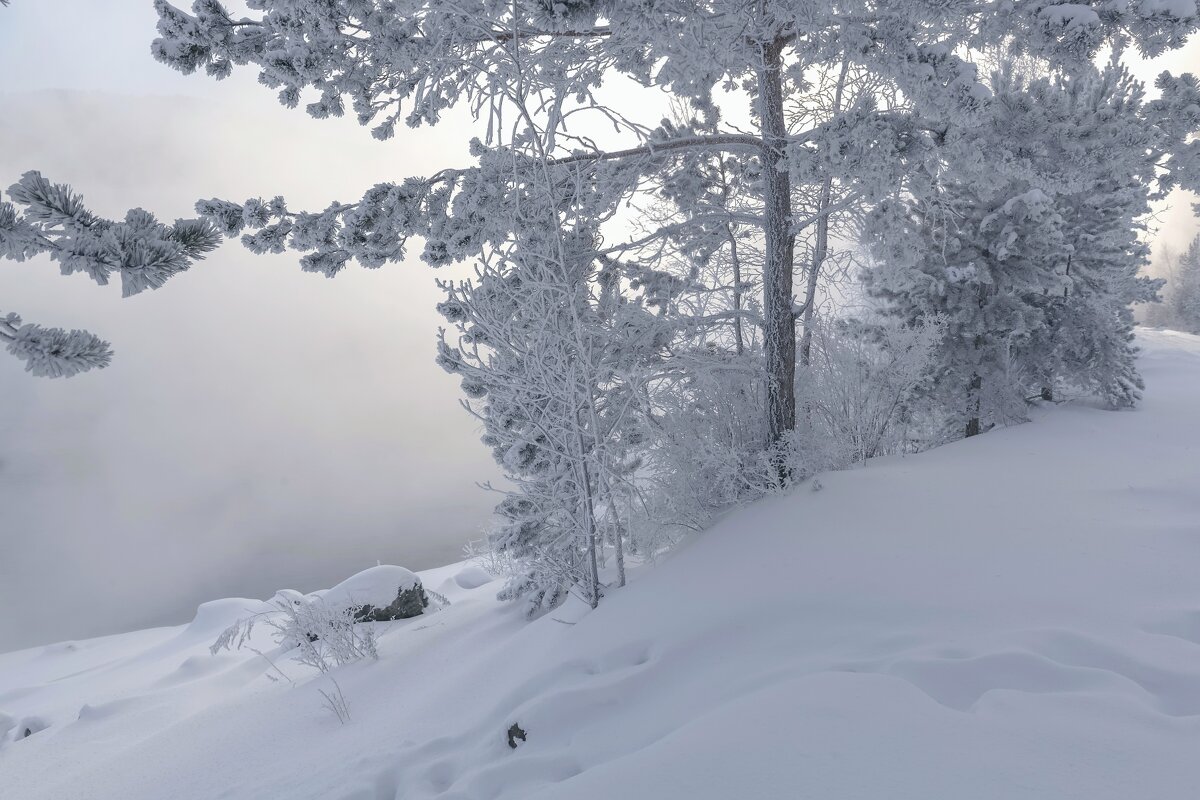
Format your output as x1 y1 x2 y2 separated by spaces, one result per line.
186 598 271 633
2 330 1200 799
10 715 49 741
449 565 493 591
316 565 422 611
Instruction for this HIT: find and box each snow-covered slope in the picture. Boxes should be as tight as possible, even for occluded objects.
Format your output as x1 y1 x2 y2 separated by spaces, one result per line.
3 329 1199 800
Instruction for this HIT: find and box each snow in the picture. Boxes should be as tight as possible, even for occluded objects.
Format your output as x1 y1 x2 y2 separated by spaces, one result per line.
1000 186 1051 216
315 565 423 611
1040 4 1102 28
3 329 1200 798
1141 0 1198 18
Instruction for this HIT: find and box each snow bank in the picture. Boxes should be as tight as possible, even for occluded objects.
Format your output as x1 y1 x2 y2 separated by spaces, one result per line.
186 597 271 634
316 565 422 611
2 329 1199 799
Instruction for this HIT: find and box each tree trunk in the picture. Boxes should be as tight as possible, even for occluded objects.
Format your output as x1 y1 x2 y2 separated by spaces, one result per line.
728 222 745 356
758 39 796 450
716 159 747 358
577 444 602 608
598 474 626 589
798 173 831 369
612 502 626 588
799 59 849 369
965 372 982 438
567 359 602 608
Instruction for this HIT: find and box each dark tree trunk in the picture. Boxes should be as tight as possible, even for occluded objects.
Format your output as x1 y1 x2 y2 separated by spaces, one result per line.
758 39 796 450
965 372 982 438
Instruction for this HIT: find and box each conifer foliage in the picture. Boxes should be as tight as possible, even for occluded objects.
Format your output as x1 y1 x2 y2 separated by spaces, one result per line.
1152 234 1200 333
865 58 1200 436
0 171 220 376
144 0 1197 447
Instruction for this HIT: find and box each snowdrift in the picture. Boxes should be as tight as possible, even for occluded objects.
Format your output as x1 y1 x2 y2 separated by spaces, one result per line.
2 329 1199 799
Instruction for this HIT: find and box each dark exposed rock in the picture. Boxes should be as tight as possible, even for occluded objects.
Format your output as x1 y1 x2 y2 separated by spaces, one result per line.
507 722 527 749
350 582 429 622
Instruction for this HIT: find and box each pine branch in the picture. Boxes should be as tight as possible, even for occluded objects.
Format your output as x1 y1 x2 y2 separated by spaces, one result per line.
0 173 225 377
547 134 764 168
3 319 113 378
486 26 613 44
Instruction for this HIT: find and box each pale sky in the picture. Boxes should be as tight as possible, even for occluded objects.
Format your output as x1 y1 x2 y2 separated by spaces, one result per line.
0 2 1196 650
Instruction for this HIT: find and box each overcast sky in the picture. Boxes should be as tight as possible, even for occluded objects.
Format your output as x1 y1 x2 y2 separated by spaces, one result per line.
0 2 1197 651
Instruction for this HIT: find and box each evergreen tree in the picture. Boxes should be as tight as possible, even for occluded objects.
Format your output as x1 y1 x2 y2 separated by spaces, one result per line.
1028 60 1194 407
867 58 1200 435
1162 235 1200 333
140 0 1195 447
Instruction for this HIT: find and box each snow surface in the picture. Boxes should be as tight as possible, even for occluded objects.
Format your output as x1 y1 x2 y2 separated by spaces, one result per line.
2 329 1200 799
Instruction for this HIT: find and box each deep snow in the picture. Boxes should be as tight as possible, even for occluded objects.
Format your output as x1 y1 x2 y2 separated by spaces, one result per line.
2 328 1199 799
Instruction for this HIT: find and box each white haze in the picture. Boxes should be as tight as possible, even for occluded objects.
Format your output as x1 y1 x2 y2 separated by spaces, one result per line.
0 2 503 650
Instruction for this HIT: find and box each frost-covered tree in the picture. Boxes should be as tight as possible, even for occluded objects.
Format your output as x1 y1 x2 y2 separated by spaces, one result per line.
5 3 1193 399
1178 236 1200 332
1025 60 1196 407
867 57 1200 436
2 0 1198 609
140 0 1198 448
1156 234 1200 332
869 183 1065 436
434 171 655 611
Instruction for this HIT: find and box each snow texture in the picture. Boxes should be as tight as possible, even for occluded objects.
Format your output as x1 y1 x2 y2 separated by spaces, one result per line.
2 330 1200 798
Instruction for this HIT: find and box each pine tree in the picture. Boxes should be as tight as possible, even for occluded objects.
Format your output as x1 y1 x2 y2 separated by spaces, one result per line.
1163 235 1200 333
1025 60 1194 408
140 0 1195 448
867 57 1200 435
5 3 1191 396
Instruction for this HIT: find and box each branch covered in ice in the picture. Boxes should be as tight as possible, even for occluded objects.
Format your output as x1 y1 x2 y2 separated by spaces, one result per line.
0 312 113 378
1 171 221 297
0 171 220 376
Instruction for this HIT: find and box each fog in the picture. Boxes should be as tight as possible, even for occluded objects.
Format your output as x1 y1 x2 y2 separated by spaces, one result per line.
0 4 501 651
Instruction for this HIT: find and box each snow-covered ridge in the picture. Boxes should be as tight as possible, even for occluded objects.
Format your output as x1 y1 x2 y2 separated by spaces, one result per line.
3 329 1200 799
